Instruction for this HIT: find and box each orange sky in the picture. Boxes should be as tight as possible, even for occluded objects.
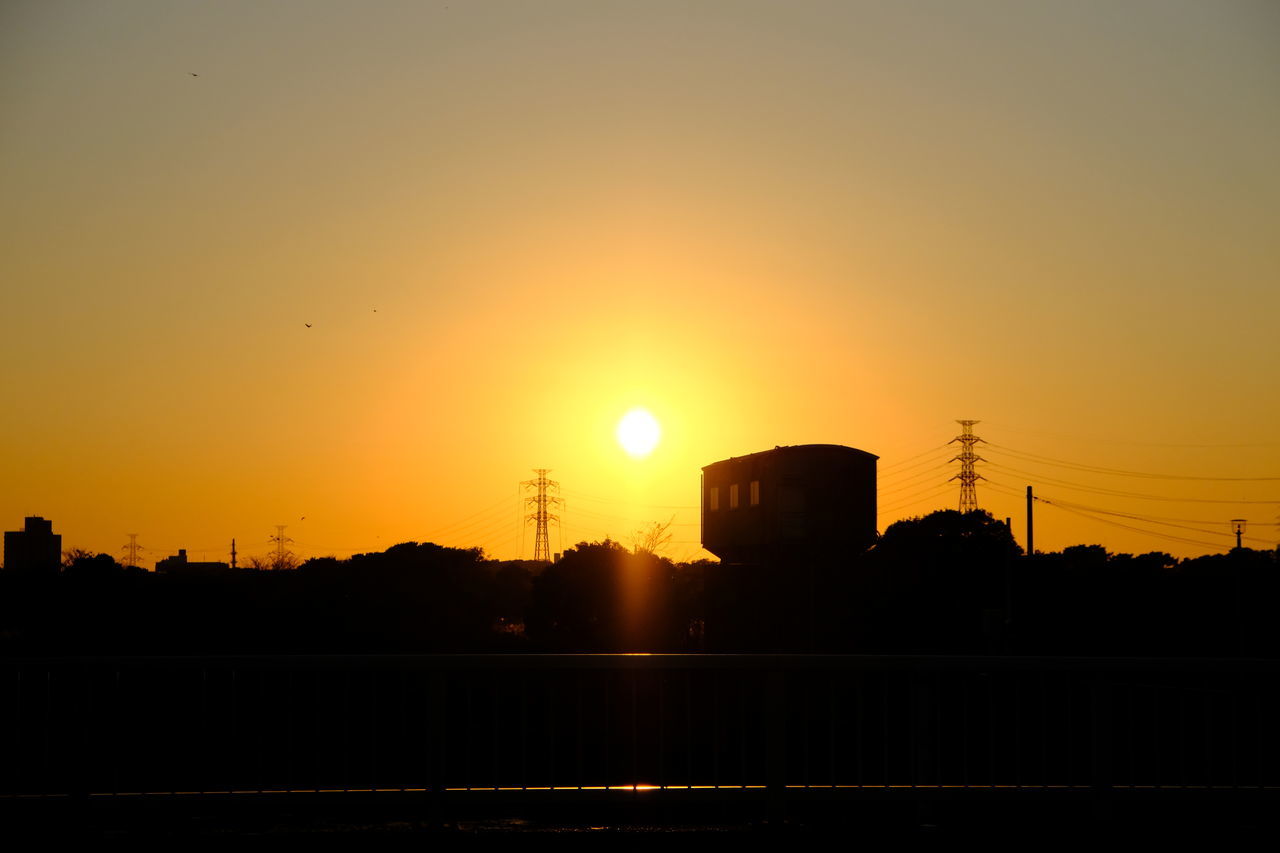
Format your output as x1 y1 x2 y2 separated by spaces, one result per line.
2 1 1277 564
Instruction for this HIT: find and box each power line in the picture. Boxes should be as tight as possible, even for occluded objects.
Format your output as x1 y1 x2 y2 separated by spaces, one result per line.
984 462 1280 504
878 462 954 495
1032 497 1227 551
421 493 524 540
1041 498 1274 545
984 422 1280 449
987 443 1280 481
877 443 953 473
878 483 953 516
557 488 696 510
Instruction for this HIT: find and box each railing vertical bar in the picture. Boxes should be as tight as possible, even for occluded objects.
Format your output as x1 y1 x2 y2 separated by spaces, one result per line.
112 668 122 795
1013 674 1022 788
1065 673 1074 787
1152 685 1161 788
630 671 638 789
1178 687 1187 788
342 669 352 792
1091 678 1114 819
657 669 665 789
856 673 865 788
286 670 295 792
1126 683 1136 788
82 662 92 799
368 666 376 788
935 673 945 786
12 669 24 795
464 677 474 789
1039 671 1049 783
44 669 52 792
229 668 239 794
829 673 837 787
315 667 323 792
711 670 720 787
684 669 693 787
546 673 555 789
398 669 407 791
575 671 584 789
801 673 810 788
882 673 890 786
988 672 997 788
602 671 611 788
1230 683 1238 790
256 670 265 793
1206 686 1215 788
520 669 528 790
490 673 500 788
960 675 970 788
739 673 748 787
200 667 210 793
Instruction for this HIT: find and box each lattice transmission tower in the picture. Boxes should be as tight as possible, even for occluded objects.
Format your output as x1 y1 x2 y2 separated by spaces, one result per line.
522 469 561 562
949 419 986 513
269 524 294 570
122 533 141 570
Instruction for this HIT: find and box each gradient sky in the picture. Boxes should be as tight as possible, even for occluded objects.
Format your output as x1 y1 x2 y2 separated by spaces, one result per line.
2 0 1278 565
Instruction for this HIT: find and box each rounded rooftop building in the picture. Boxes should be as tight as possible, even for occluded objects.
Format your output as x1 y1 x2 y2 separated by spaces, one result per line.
701 444 878 563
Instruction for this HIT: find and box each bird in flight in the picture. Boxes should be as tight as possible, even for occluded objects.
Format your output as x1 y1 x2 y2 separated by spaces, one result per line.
304 323 312 328
189 72 198 77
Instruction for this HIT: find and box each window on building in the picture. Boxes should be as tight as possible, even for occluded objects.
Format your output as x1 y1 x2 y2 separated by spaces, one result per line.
729 483 739 509
709 486 719 511
750 480 760 506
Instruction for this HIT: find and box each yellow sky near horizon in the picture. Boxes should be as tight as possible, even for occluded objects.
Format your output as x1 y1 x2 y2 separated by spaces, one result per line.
2 1 1278 565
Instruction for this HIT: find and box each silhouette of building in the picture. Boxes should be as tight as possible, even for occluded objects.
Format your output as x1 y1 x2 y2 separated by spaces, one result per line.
3 516 62 574
701 444 878 563
155 548 232 575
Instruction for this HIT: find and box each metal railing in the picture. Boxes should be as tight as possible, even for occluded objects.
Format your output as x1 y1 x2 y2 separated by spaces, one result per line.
3 655 1278 802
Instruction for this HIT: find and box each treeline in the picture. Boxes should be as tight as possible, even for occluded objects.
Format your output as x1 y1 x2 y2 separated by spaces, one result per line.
1 511 1275 657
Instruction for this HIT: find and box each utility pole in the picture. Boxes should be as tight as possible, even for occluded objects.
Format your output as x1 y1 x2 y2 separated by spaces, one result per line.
948 420 985 513
522 469 561 562
230 538 237 570
1026 486 1034 556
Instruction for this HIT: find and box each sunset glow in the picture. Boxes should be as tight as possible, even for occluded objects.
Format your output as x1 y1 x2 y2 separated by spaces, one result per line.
1 2 1277 564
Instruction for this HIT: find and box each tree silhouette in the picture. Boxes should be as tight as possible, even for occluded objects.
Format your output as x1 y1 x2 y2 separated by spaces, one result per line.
631 516 675 556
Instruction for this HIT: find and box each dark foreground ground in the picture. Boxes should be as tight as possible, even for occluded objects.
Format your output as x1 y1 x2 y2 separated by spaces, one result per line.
4 789 1276 840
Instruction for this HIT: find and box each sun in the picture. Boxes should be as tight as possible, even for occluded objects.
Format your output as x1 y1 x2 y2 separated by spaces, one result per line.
616 408 662 458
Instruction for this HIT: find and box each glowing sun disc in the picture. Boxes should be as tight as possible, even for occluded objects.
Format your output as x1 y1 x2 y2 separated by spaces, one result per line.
617 408 661 458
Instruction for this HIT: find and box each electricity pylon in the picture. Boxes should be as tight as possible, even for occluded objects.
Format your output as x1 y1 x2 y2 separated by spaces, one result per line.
949 420 985 513
522 469 561 562
123 534 141 570
269 524 294 570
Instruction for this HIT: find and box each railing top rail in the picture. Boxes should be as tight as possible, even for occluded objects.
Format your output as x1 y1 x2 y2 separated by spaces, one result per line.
4 653 1279 675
